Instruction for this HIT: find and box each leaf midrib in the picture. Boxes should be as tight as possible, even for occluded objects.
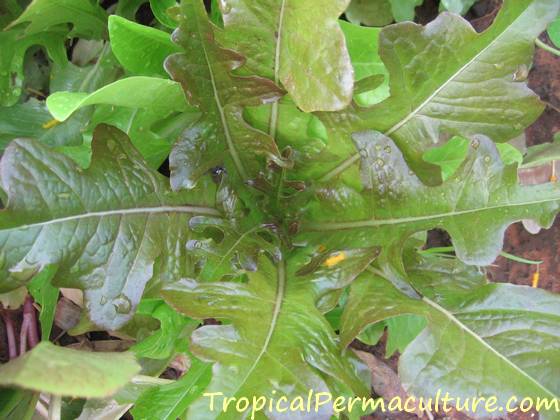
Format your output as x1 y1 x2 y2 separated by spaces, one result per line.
423 296 559 399
164 363 211 420
267 0 286 139
227 259 286 400
197 16 247 180
1 205 221 233
318 3 531 183
304 195 560 231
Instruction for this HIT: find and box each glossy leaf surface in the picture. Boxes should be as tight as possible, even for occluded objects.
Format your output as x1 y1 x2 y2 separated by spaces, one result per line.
342 272 560 418
317 0 559 184
302 132 560 268
162 250 375 418
165 0 285 189
218 0 353 112
0 124 220 329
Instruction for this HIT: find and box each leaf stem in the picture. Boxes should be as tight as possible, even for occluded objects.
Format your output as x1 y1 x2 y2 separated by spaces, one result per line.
1 311 17 359
24 295 39 347
19 315 29 355
535 38 560 57
47 395 61 420
275 166 286 206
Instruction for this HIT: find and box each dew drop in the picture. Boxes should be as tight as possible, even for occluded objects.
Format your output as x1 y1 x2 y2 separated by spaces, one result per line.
374 158 385 167
512 64 528 82
484 155 491 163
384 146 392 154
471 139 480 149
100 296 107 305
113 295 131 314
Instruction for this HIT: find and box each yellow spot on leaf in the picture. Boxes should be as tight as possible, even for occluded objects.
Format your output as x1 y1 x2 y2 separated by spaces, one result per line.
42 119 61 129
324 252 346 268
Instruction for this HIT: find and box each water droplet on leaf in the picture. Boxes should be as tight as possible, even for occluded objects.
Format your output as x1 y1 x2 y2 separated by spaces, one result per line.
113 295 131 314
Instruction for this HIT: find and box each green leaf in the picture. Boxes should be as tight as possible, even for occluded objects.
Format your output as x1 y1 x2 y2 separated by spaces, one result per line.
45 77 197 168
149 0 179 29
108 15 180 78
388 0 423 21
0 100 54 149
0 45 122 152
0 28 66 106
0 342 140 398
384 315 426 357
46 77 190 122
185 214 283 282
522 137 560 168
217 0 354 113
0 389 38 420
161 250 375 418
131 299 193 360
317 0 559 184
423 136 470 181
424 138 523 180
27 265 59 340
0 286 26 309
440 0 477 15
340 21 390 107
131 356 211 420
165 0 286 189
0 124 221 329
548 17 560 47
301 132 560 270
87 104 200 169
6 0 108 39
496 142 523 165
357 322 385 346
345 0 394 27
341 274 560 418
244 101 328 179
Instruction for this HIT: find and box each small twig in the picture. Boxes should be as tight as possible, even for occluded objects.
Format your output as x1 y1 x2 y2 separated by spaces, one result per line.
535 38 560 57
25 87 46 99
24 295 39 347
1 311 17 359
